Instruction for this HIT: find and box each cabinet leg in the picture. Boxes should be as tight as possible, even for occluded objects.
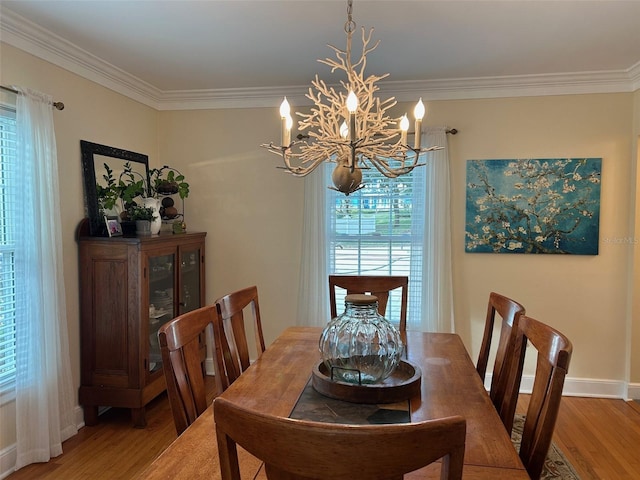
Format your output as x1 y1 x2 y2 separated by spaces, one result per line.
131 407 147 428
84 406 99 426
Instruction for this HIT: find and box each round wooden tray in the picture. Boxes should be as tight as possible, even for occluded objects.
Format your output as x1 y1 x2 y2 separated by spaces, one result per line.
311 359 422 404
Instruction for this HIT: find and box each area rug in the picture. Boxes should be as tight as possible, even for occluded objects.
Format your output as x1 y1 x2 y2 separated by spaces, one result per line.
511 414 581 479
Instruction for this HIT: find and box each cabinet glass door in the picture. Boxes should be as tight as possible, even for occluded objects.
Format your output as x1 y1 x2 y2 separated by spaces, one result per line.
148 253 176 373
179 247 201 315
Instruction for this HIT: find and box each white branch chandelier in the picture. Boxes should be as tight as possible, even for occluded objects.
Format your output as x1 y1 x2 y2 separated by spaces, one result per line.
261 0 442 195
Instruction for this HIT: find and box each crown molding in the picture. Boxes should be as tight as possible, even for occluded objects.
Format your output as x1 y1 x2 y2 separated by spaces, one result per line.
1 9 163 109
156 86 307 111
385 69 638 102
2 8 639 111
629 60 640 92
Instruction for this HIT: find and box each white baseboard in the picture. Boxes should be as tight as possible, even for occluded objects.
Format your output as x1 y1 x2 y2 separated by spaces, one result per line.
484 374 630 399
75 405 85 430
0 444 16 480
627 383 640 400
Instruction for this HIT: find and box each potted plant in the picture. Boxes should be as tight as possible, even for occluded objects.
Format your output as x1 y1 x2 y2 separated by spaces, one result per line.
128 205 157 236
149 166 189 199
96 163 187 234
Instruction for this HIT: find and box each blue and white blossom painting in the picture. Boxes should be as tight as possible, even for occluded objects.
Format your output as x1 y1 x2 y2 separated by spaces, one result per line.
465 158 602 254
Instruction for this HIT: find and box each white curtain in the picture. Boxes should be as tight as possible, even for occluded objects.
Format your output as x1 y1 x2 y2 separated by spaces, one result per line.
418 127 454 332
13 87 77 470
296 168 330 327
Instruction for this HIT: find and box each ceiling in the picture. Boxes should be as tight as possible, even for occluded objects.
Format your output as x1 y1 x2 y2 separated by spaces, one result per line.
2 0 640 108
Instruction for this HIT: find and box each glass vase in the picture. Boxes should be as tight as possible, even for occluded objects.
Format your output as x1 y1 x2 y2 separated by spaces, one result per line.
319 293 403 384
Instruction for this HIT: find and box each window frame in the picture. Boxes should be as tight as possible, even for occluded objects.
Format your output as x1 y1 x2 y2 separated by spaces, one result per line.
325 163 425 325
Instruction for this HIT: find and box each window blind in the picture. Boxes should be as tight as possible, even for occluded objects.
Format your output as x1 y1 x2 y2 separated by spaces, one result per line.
0 105 17 387
326 164 425 325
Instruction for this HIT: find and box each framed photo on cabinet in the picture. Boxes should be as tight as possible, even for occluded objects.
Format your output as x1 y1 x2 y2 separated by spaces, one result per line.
104 215 122 237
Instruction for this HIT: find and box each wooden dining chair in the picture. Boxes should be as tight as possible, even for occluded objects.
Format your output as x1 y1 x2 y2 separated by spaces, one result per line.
476 292 526 434
158 305 216 436
214 396 466 480
506 315 573 480
329 275 408 331
213 285 266 393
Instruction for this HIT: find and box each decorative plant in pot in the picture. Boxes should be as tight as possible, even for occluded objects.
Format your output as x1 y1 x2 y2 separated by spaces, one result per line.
127 205 158 236
148 166 190 229
96 163 188 235
149 166 189 200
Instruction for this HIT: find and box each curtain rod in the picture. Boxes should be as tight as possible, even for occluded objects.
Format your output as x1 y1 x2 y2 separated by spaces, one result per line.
446 128 458 135
1 85 65 111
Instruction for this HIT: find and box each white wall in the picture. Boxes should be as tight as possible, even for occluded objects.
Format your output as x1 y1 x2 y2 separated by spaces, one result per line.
157 108 304 344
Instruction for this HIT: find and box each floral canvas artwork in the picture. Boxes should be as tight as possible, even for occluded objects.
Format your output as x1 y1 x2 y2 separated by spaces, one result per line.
465 158 602 254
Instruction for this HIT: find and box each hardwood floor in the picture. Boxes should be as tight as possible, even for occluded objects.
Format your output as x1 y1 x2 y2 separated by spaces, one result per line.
515 396 640 480
5 376 218 480
6 389 640 479
550 398 640 479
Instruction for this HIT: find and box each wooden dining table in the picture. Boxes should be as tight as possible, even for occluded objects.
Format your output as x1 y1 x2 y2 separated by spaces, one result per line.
138 326 528 479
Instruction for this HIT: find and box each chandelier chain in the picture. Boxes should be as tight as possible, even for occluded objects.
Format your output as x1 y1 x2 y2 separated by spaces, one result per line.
345 0 356 34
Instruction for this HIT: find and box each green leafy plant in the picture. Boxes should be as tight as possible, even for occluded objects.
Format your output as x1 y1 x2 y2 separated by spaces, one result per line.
95 162 147 214
118 163 147 208
127 205 157 222
95 163 119 212
149 166 189 199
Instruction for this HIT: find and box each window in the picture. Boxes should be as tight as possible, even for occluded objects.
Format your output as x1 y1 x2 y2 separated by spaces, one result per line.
0 104 17 388
326 164 425 325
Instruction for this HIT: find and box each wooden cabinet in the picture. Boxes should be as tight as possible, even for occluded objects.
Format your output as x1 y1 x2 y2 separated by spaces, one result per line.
78 231 206 427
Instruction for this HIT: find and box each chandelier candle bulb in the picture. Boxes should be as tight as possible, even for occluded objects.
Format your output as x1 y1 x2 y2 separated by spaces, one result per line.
414 98 425 150
400 114 409 146
347 91 358 142
340 121 349 139
280 97 291 146
284 115 293 146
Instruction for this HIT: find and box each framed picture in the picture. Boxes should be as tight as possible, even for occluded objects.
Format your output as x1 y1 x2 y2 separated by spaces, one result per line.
465 158 602 255
104 215 122 237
